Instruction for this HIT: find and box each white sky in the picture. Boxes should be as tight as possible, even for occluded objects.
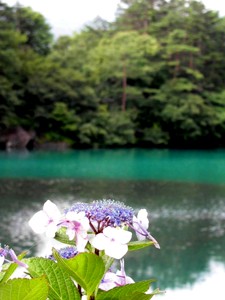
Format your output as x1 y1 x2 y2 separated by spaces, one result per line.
3 0 225 37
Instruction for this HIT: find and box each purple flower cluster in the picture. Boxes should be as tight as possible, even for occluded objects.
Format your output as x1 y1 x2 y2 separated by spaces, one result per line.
67 200 134 232
58 247 78 259
48 246 78 261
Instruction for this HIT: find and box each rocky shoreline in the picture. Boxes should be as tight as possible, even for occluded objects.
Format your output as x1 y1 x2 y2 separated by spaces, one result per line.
0 127 70 151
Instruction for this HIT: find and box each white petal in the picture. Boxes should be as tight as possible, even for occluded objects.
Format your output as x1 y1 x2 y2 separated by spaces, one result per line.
102 226 116 238
132 216 139 230
0 256 4 271
43 200 61 220
116 229 132 244
78 227 88 239
66 211 79 221
80 217 90 231
66 212 90 231
66 228 75 240
137 209 149 229
103 227 132 244
90 233 109 250
125 276 135 284
136 232 146 241
77 211 86 219
104 271 118 282
100 272 118 291
105 242 128 259
76 234 88 252
28 210 49 234
116 270 135 285
45 222 58 238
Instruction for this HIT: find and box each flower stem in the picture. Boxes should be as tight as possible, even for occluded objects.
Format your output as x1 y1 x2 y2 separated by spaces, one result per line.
78 284 82 297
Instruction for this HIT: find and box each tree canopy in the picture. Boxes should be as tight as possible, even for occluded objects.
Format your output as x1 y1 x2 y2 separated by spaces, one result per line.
1 0 225 149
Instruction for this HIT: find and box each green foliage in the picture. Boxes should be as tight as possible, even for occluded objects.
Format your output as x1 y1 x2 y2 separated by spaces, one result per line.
103 111 136 146
128 240 155 251
0 277 49 300
55 227 76 245
1 0 225 147
27 257 80 300
77 107 136 147
142 124 169 146
16 6 53 55
96 280 155 300
53 251 105 298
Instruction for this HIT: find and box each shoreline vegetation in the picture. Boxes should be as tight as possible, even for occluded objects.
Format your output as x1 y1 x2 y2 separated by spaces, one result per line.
1 0 225 150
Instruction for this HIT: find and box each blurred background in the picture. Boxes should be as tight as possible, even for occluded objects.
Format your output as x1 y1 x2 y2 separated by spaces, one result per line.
1 1 225 299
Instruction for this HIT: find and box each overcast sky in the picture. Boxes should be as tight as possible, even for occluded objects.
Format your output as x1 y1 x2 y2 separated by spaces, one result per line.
3 0 225 37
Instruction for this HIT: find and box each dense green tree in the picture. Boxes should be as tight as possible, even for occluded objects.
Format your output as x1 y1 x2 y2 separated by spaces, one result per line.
0 2 26 129
88 30 158 111
15 5 53 55
1 0 225 148
77 105 136 147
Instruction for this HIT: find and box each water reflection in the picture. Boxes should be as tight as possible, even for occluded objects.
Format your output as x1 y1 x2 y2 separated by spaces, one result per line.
0 178 225 298
164 260 225 300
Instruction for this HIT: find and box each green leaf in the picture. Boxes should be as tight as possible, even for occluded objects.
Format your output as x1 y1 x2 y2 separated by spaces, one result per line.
54 227 75 245
128 240 154 251
120 293 154 300
0 252 27 284
26 257 80 300
0 277 49 300
53 250 105 297
96 280 156 300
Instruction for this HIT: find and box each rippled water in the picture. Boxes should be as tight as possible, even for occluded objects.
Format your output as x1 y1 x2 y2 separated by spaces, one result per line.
0 149 225 299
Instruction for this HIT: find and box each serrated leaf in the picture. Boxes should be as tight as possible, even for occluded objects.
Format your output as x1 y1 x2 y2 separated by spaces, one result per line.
120 292 155 300
0 263 10 282
0 252 27 284
54 227 75 245
0 277 48 300
96 280 155 300
128 240 154 251
26 257 80 300
53 250 105 297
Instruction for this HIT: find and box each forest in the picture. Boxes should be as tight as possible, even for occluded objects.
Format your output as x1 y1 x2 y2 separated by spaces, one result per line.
1 0 225 149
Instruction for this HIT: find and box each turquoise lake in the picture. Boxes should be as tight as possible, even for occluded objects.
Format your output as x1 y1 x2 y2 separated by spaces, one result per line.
0 149 225 299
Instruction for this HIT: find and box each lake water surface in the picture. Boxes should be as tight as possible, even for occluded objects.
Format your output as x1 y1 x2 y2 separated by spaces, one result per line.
0 149 225 299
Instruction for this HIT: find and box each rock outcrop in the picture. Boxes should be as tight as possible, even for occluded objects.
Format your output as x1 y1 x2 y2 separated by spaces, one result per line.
0 127 36 150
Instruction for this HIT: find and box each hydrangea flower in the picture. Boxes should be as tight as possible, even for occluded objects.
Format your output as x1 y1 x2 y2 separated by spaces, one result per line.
0 245 27 271
99 271 119 291
68 200 134 233
58 246 78 259
28 200 61 238
48 246 78 261
100 259 134 291
133 209 149 241
61 211 90 252
90 226 132 259
133 209 160 249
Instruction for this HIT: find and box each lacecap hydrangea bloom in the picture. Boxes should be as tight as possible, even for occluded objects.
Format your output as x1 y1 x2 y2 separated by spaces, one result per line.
29 199 160 260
